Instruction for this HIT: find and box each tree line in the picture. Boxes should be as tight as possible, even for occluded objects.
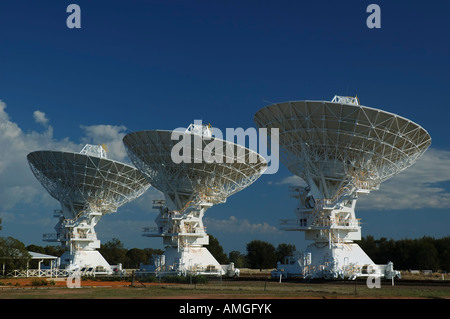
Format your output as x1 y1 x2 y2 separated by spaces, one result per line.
96 235 450 271
95 236 296 270
1 214 449 273
0 235 296 271
356 235 450 271
92 235 450 272
2 235 450 272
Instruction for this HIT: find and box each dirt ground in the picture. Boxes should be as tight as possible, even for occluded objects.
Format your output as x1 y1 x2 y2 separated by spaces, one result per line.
0 277 155 288
0 277 449 299
2 277 111 287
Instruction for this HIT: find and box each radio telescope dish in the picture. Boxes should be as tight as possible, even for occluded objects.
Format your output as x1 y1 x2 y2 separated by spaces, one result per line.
255 96 431 280
123 124 267 276
27 144 150 274
254 96 431 199
123 129 267 210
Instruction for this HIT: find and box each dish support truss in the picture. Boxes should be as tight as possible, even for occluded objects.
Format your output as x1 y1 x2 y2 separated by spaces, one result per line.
124 127 267 276
42 208 112 274
254 97 431 280
142 198 228 276
28 145 150 273
276 181 401 280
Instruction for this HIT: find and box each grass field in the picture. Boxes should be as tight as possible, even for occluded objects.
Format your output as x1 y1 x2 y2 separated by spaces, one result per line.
0 277 449 299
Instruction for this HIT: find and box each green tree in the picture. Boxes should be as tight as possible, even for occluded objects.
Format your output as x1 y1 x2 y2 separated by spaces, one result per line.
435 237 450 271
0 237 31 274
246 240 277 270
44 245 65 258
144 247 164 257
415 237 439 270
391 239 412 269
275 243 296 263
26 244 45 254
125 248 148 268
358 235 378 261
376 237 396 264
357 235 450 271
207 234 229 264
98 238 127 265
144 247 164 265
228 250 248 268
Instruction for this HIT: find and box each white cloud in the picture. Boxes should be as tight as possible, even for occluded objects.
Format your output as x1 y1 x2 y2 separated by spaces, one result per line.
0 99 158 245
204 215 280 235
358 148 450 210
80 124 128 162
0 99 139 213
275 175 307 186
273 148 450 211
33 110 49 126
0 100 81 210
129 187 164 213
0 211 15 223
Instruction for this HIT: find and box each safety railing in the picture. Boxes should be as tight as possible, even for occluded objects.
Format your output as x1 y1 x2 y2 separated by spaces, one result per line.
42 233 97 242
5 268 95 278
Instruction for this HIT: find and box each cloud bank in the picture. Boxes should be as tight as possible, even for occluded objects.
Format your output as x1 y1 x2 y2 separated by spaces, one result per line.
204 215 280 235
33 110 49 127
0 99 133 213
358 148 450 210
275 148 450 211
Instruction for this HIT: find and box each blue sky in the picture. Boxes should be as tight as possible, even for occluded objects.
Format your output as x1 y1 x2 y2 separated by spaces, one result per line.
0 1 449 254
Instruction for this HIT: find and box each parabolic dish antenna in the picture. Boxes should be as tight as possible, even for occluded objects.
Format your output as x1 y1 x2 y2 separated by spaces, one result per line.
254 96 431 199
254 95 431 280
123 124 267 276
27 144 150 274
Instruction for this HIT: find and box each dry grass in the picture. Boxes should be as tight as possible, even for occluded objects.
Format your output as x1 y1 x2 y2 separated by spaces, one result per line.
0 277 449 299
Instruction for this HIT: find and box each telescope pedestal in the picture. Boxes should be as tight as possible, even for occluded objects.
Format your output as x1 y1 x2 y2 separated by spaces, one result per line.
275 242 400 280
254 96 430 281
123 128 267 278
143 200 224 276
44 209 113 274
59 250 111 273
276 186 400 279
158 246 223 276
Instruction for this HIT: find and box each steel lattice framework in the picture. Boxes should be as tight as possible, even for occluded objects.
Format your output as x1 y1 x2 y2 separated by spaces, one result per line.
254 97 431 280
254 99 431 199
123 130 268 210
27 148 150 217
